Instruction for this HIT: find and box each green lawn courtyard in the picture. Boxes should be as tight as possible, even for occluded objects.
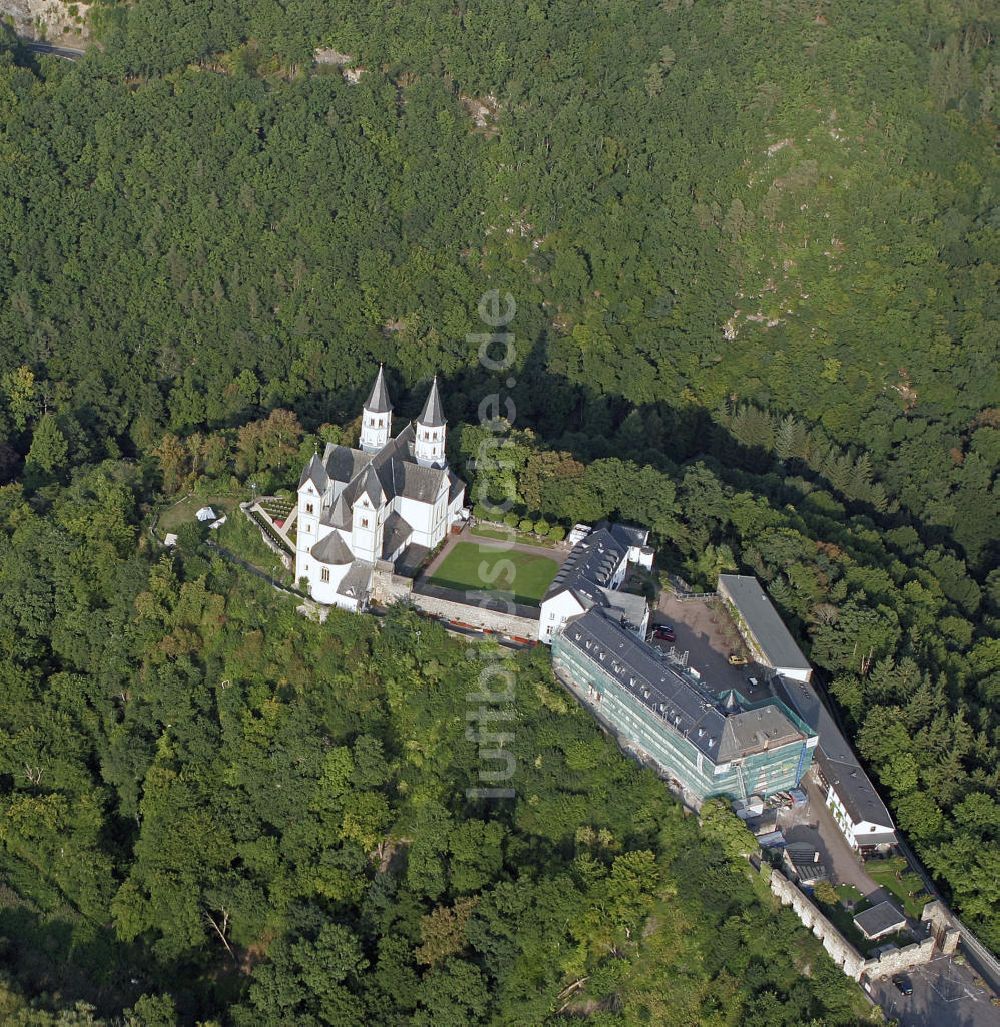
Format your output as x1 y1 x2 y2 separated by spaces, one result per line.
426 542 560 605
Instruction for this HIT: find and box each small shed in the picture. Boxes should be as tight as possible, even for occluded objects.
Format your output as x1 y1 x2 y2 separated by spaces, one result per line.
163 533 178 548
854 900 906 941
195 506 217 522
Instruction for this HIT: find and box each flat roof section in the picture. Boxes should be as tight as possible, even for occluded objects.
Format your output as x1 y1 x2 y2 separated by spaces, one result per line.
718 574 811 673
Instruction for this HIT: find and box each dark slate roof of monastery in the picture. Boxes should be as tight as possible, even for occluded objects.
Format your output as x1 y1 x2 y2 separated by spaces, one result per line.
338 559 374 599
561 607 807 763
298 453 329 492
310 531 354 565
418 377 446 428
365 365 393 414
381 511 413 557
778 676 896 834
544 528 627 601
318 421 454 512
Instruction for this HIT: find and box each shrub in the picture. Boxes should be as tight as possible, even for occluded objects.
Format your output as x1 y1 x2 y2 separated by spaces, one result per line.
518 518 534 533
534 518 549 535
504 511 520 528
548 525 566 541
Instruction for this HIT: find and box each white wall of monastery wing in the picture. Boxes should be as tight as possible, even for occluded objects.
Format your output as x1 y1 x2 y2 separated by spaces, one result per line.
396 492 449 549
350 496 383 563
823 785 891 849
538 590 586 644
300 560 352 605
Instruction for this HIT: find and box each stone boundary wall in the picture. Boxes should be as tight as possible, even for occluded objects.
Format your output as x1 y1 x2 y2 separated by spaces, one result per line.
372 567 539 639
770 869 866 979
409 592 539 640
371 564 413 605
769 869 951 982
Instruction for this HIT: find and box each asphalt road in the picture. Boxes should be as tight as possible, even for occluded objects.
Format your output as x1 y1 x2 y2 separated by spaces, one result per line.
21 41 85 61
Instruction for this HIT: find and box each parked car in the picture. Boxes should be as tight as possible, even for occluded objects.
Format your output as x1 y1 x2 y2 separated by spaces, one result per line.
891 974 913 996
651 624 676 643
728 653 748 666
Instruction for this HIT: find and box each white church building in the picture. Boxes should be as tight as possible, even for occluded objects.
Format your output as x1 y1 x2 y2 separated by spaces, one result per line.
295 367 466 609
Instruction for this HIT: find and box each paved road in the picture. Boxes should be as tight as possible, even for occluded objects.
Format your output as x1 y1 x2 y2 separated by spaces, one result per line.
21 41 85 60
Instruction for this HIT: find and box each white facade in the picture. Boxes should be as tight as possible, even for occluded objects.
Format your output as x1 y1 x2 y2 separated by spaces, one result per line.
824 784 894 851
539 590 587 644
294 370 465 610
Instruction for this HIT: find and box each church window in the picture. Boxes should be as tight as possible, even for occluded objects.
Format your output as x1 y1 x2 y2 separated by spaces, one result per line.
306 502 314 514
320 568 330 582
302 522 310 534
362 517 370 528
378 418 384 427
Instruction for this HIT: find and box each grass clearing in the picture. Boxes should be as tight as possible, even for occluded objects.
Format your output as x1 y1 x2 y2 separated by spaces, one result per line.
427 541 559 605
156 494 237 535
866 861 929 919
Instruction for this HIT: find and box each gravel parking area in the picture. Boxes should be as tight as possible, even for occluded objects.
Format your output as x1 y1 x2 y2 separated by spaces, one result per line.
652 595 767 697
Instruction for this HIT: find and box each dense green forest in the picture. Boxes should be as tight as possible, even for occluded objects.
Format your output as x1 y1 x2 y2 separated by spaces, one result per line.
0 0 997 1019
0 470 872 1023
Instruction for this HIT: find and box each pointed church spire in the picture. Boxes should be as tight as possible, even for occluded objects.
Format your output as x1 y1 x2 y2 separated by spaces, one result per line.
365 364 393 415
417 376 446 428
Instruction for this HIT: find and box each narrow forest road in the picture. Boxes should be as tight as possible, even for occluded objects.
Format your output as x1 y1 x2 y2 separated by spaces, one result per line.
21 40 85 60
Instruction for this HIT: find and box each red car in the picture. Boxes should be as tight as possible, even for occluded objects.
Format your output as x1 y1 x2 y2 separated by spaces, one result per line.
651 625 676 643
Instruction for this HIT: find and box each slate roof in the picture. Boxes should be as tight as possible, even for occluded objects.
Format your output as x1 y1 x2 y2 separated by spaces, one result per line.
718 574 811 672
854 901 906 940
298 453 329 491
322 444 372 485
311 531 354 565
600 588 648 630
544 528 627 601
338 559 374 599
448 469 465 503
344 464 386 508
387 459 447 503
559 607 808 763
718 705 806 761
382 511 413 557
608 522 649 548
365 365 393 413
418 377 446 427
778 676 896 836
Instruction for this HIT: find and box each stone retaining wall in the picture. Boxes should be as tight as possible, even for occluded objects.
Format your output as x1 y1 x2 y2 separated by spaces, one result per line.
769 869 951 982
371 566 540 639
770 869 866 978
409 591 539 640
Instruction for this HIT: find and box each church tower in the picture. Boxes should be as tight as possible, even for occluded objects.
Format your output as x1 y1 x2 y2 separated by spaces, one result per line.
360 364 392 453
414 376 447 468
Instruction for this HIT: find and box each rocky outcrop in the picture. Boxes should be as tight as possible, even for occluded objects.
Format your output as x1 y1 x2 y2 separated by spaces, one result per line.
1 0 89 45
